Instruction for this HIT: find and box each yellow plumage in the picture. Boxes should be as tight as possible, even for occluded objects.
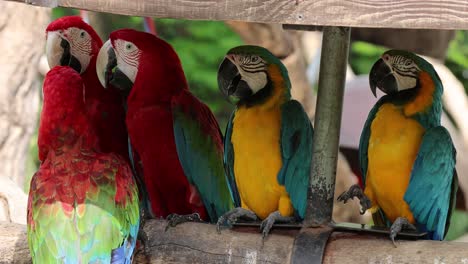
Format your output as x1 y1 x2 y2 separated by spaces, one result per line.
231 64 294 220
365 71 435 223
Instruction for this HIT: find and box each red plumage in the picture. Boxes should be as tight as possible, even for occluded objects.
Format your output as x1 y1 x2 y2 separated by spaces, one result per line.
110 29 222 219
34 66 135 217
44 16 128 162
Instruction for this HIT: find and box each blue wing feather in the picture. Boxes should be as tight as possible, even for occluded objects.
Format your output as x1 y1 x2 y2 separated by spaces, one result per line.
404 126 457 240
277 100 313 219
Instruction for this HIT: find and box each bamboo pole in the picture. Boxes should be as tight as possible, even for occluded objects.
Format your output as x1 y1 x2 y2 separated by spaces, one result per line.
305 26 350 226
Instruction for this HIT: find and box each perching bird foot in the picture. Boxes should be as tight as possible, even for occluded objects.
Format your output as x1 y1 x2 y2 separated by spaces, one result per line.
165 213 202 231
260 211 295 242
216 207 258 233
337 184 372 214
390 217 417 247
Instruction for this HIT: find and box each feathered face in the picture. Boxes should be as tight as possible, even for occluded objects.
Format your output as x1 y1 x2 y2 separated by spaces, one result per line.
96 29 186 100
217 46 275 103
45 16 102 74
369 50 422 96
95 30 143 97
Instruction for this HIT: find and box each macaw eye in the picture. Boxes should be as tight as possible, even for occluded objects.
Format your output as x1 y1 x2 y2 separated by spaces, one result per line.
405 60 412 66
251 56 259 63
80 30 86 38
126 43 132 50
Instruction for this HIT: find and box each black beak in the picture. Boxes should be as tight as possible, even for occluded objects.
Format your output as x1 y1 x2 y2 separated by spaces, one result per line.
59 38 81 73
369 58 398 97
217 57 252 102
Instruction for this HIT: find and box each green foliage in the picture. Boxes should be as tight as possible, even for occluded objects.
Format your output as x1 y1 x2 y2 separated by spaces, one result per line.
445 31 468 94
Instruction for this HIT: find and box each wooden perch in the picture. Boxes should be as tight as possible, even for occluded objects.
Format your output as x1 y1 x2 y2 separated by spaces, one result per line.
2 220 467 263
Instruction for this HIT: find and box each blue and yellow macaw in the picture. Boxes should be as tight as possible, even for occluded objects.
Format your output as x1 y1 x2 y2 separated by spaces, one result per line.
338 50 457 244
216 45 313 239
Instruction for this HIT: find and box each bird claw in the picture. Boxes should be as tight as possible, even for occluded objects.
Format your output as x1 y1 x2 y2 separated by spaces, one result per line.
337 184 371 214
389 217 416 247
216 207 257 234
165 213 202 231
260 217 275 243
260 211 295 243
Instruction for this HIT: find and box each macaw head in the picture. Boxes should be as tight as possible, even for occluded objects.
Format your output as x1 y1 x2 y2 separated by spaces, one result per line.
46 16 102 74
217 45 291 105
369 49 441 97
96 29 187 100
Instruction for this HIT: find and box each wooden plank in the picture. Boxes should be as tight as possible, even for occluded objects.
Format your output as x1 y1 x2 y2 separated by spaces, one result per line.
4 0 468 30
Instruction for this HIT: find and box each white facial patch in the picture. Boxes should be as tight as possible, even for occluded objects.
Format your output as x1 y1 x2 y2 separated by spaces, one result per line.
66 27 92 74
238 69 267 94
394 73 418 91
383 54 420 92
230 54 268 95
114 40 140 83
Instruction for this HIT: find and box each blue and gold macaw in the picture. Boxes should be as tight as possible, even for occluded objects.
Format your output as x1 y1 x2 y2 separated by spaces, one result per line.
339 50 457 244
216 45 313 239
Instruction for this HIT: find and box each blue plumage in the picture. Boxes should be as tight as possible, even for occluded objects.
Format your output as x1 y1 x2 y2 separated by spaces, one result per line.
277 100 314 218
404 126 457 240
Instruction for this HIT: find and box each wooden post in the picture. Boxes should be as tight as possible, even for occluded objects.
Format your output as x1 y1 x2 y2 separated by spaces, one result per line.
304 26 351 226
2 220 467 263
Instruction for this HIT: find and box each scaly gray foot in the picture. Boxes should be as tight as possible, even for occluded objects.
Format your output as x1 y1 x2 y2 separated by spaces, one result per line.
216 207 257 233
260 211 295 242
390 217 417 247
337 184 372 214
165 213 202 231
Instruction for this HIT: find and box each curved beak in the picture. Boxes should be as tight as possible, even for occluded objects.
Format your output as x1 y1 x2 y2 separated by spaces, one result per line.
46 31 81 73
96 40 115 88
96 40 134 97
369 58 398 97
217 55 252 102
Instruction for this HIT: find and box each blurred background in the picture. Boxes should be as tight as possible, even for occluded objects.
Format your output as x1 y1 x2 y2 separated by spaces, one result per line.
0 3 467 242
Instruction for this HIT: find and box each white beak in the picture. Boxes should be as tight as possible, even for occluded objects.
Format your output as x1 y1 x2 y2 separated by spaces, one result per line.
46 31 64 69
96 39 113 88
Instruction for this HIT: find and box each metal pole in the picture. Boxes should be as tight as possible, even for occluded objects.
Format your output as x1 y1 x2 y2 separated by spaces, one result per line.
304 26 351 227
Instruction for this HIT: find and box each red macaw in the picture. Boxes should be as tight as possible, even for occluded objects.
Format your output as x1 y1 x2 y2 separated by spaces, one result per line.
27 66 139 263
45 16 128 161
95 29 234 226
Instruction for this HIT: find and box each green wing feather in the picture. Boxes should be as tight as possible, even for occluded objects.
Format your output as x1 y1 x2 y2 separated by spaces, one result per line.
172 91 235 222
277 100 313 219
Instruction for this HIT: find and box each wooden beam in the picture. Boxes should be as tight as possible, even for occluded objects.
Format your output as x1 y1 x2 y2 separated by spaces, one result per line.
2 220 468 263
4 0 468 30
